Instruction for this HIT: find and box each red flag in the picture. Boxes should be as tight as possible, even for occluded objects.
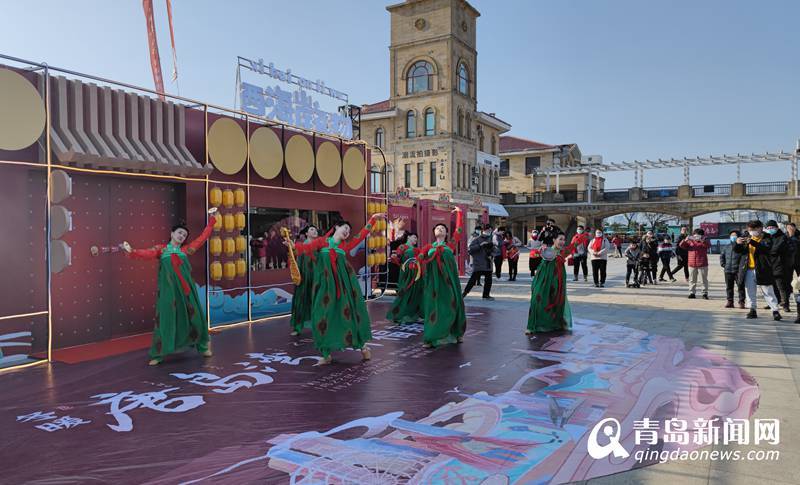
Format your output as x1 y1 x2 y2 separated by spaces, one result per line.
142 0 165 99
166 0 178 82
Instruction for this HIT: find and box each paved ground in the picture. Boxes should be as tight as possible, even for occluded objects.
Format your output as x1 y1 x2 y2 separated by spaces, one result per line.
461 254 800 485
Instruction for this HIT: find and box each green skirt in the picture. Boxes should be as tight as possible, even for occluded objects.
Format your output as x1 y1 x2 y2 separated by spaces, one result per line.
422 251 466 346
386 263 424 324
309 251 372 357
151 254 209 359
527 258 572 332
290 254 314 333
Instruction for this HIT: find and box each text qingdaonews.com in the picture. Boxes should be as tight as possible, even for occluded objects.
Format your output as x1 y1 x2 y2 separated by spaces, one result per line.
635 448 780 463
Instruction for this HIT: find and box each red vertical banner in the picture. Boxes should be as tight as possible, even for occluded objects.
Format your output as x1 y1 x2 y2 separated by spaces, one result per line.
166 0 178 82
142 0 165 99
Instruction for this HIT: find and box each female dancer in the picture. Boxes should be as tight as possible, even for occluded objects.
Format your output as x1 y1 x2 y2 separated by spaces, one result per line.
124 208 218 365
526 229 576 334
297 213 386 365
288 225 320 336
418 207 466 348
386 232 424 324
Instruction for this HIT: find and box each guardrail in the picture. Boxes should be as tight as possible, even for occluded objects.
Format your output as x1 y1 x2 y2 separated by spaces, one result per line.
745 182 787 195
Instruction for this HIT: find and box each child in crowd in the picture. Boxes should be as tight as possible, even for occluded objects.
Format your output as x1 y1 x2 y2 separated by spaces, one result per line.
624 241 641 288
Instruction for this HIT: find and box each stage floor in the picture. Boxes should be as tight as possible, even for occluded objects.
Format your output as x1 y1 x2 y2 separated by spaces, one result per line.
1 300 758 484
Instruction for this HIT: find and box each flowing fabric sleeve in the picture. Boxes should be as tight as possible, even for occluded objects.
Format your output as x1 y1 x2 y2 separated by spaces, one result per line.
184 216 216 256
297 236 328 255
447 210 464 252
342 216 377 253
561 242 577 257
417 244 433 266
127 245 164 260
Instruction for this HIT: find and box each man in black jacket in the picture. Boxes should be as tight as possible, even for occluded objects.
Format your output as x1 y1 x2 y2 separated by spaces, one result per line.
785 223 800 277
765 220 792 312
671 226 690 282
462 224 494 300
720 230 747 309
735 220 780 320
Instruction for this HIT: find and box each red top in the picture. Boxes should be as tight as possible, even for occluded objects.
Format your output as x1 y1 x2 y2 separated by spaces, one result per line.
679 238 711 268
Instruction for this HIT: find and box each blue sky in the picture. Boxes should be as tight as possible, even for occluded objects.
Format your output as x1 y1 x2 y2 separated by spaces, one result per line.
1 0 797 189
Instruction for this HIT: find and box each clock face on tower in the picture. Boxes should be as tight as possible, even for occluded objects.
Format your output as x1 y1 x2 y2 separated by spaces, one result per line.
415 18 426 30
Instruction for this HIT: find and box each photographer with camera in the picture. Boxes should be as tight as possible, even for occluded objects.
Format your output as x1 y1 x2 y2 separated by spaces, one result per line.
462 223 495 301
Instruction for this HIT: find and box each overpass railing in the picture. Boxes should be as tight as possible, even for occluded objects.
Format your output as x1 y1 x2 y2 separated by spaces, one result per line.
501 180 793 205
746 182 787 195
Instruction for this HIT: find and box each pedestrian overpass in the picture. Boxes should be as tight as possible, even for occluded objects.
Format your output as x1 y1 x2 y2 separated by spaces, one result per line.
502 147 800 225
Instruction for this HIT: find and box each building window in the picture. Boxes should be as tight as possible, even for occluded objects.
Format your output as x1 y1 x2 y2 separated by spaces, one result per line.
374 127 384 149
489 172 494 195
494 171 499 194
417 163 424 187
481 168 486 193
478 128 484 151
457 62 469 96
370 164 383 193
404 164 411 188
430 161 436 187
457 109 464 137
406 110 416 138
499 158 510 177
463 162 468 188
424 108 435 136
406 61 433 94
456 162 461 188
491 136 497 155
465 113 471 140
525 156 541 175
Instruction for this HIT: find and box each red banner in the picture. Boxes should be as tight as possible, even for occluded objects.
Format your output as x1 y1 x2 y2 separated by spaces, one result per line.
142 0 165 99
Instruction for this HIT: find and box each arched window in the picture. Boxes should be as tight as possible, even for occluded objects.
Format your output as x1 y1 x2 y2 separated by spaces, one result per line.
491 135 497 155
458 62 470 96
406 110 416 138
406 61 433 94
488 171 493 195
457 109 464 137
481 168 487 193
456 162 461 189
370 164 383 193
478 127 485 151
465 113 471 140
424 108 435 136
374 127 384 149
494 170 499 194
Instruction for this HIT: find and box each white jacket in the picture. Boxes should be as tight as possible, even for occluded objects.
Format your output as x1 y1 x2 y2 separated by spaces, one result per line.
587 237 613 261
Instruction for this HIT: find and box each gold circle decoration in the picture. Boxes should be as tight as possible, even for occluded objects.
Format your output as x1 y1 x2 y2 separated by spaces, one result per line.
285 134 314 184
343 145 366 190
315 141 342 187
249 126 283 180
207 117 247 175
0 68 46 151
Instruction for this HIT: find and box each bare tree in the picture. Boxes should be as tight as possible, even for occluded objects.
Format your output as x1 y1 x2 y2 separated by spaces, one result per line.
620 212 640 229
642 212 677 231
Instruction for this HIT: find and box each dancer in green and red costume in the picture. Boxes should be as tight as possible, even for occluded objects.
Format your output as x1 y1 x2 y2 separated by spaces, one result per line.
287 224 332 336
526 229 577 334
417 207 466 348
386 232 424 324
297 213 386 365
123 208 218 366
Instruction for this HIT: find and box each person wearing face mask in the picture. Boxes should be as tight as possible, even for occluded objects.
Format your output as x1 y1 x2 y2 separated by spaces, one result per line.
764 220 792 312
463 223 495 300
785 222 800 278
671 226 691 282
734 220 780 320
569 225 590 282
679 228 711 299
657 236 677 282
720 230 747 309
528 229 543 276
643 231 660 285
587 229 612 287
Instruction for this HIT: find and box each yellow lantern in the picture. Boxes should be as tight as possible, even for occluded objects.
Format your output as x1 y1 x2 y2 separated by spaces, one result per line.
223 261 236 280
367 254 375 267
378 252 386 265
223 213 235 232
223 237 236 256
234 188 246 207
209 186 223 207
209 236 222 256
367 202 374 214
235 235 247 253
213 214 223 232
234 212 246 231
236 258 247 277
210 261 223 281
222 189 234 208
